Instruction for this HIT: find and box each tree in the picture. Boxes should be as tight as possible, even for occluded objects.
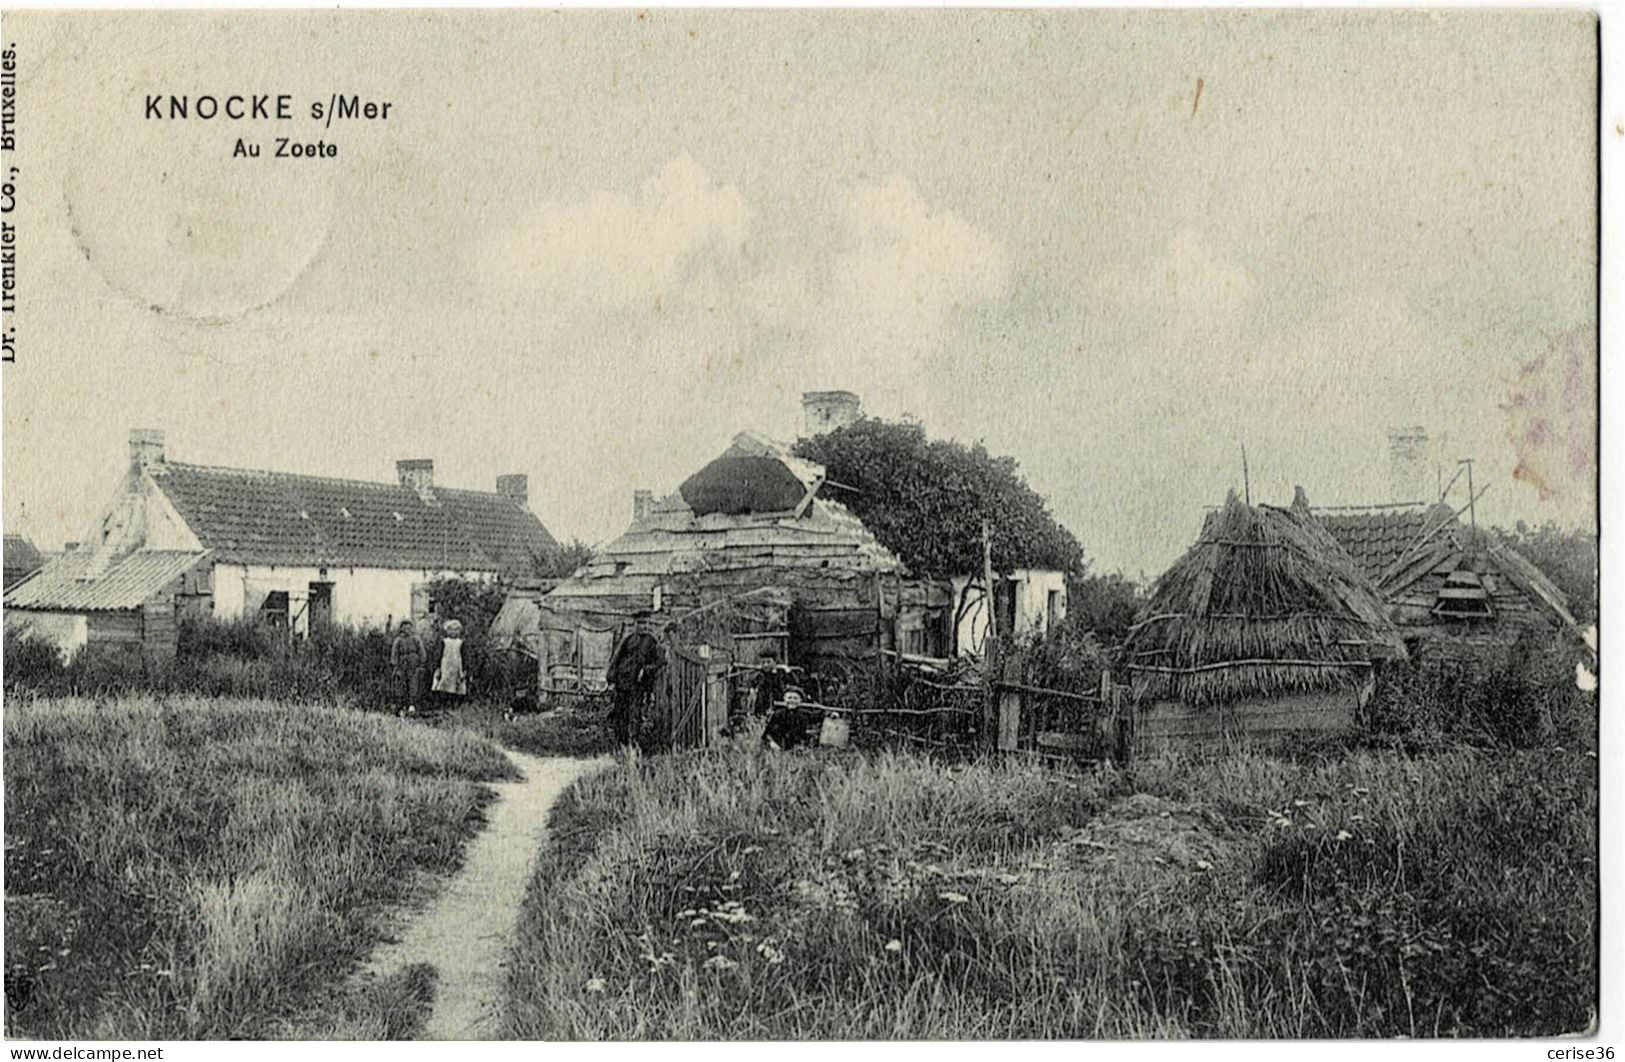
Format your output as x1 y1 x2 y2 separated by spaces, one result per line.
793 417 1085 577
1492 521 1598 625
1065 571 1146 645
531 540 596 580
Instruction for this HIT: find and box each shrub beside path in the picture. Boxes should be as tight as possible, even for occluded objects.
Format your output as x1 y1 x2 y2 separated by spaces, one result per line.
365 750 609 1039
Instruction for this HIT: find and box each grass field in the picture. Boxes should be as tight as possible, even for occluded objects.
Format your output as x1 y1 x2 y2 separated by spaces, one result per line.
3 693 516 1039
505 738 1596 1039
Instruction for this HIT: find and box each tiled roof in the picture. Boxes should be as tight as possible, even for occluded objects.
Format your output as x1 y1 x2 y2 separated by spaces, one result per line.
4 550 206 611
3 534 44 587
1317 504 1457 584
148 463 557 573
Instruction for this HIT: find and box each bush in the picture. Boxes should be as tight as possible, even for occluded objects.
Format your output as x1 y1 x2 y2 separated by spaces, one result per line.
4 580 528 711
1361 630 1595 750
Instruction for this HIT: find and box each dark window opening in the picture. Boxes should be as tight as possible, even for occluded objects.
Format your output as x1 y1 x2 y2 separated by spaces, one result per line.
1433 569 1493 620
259 591 290 629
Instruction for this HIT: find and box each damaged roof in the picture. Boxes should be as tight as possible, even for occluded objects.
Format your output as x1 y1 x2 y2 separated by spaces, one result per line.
548 432 901 603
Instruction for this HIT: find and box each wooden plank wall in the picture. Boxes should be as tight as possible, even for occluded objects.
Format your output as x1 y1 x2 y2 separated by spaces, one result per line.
1390 556 1561 667
1135 689 1359 751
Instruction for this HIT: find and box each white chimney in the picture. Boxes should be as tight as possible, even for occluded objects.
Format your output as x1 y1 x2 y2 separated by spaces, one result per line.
397 458 434 495
129 428 166 471
633 489 654 521
801 390 861 439
1387 426 1429 504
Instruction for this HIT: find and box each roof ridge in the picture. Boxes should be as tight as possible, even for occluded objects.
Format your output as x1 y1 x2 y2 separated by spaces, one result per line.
160 461 520 502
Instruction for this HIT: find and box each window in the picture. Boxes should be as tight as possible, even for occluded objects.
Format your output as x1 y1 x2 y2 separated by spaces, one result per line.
1046 589 1063 630
259 590 290 628
1432 569 1493 620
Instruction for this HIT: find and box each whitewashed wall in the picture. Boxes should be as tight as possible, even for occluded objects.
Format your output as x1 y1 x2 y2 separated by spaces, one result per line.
951 569 1069 657
212 563 497 634
5 611 89 658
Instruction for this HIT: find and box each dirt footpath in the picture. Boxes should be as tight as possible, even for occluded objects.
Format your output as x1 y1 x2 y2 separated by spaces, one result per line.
366 751 608 1040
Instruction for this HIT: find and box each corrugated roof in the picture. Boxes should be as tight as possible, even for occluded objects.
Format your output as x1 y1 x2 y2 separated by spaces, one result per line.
148 462 557 573
4 550 206 612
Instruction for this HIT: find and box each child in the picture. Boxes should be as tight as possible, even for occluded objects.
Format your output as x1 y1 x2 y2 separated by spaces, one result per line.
390 620 426 717
432 618 469 706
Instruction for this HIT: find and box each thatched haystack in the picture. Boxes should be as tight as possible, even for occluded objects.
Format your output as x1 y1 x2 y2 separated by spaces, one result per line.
1126 489 1405 708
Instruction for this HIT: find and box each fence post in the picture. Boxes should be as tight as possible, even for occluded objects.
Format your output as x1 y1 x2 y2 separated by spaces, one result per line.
997 682 1021 752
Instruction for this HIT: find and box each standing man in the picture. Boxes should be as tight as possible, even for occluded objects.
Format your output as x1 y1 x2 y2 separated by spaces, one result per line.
607 610 664 747
390 619 426 717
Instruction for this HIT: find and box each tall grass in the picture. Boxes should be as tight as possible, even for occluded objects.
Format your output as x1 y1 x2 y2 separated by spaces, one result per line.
3 694 516 1039
507 739 1595 1039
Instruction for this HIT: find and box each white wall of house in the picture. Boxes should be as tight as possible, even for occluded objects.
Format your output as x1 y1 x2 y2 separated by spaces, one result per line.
5 610 89 658
211 563 497 634
950 569 1069 657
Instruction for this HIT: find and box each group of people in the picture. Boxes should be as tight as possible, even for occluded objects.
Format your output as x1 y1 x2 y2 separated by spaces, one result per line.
388 616 469 717
387 605 812 749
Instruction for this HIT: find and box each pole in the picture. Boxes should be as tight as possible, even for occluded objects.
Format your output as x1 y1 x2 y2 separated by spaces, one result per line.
981 518 997 751
1460 458 1477 532
981 519 996 645
1241 443 1251 505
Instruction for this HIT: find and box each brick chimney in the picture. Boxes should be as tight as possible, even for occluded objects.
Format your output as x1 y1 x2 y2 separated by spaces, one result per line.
397 458 434 495
497 474 528 508
801 390 861 439
633 489 654 521
129 428 166 471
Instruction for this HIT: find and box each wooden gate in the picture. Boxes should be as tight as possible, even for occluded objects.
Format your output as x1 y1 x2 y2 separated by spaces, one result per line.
655 643 732 751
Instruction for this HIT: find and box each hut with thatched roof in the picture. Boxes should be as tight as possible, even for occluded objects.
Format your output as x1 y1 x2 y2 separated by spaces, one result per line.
1124 488 1406 748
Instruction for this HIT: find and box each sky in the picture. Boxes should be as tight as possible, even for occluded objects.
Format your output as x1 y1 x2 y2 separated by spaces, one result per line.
0 9 1598 578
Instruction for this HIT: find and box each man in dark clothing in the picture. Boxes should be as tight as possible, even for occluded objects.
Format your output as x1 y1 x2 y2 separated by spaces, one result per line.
607 611 664 747
389 620 427 717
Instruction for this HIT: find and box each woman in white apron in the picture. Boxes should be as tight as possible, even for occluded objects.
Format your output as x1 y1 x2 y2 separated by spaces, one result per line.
432 618 469 705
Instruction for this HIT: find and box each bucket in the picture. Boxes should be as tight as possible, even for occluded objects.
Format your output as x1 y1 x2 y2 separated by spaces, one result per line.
819 713 850 748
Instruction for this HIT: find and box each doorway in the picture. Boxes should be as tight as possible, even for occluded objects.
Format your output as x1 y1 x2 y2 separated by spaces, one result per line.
308 581 335 632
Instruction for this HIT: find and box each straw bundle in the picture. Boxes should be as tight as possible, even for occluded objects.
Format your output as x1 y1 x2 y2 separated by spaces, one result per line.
1125 490 1405 707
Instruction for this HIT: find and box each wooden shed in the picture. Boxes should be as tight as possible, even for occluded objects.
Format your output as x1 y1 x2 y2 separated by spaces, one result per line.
1317 501 1583 667
526 432 952 692
3 549 210 661
1124 490 1406 749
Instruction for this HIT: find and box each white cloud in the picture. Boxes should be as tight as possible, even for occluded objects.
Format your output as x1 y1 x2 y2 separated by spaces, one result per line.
808 176 1008 386
834 176 1009 326
1102 226 1253 312
477 154 749 308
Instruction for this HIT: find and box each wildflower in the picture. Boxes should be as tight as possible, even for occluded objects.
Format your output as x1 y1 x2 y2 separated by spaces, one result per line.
691 918 708 928
939 891 970 904
996 872 1021 886
1194 859 1213 871
885 939 904 953
703 955 738 972
756 940 786 965
742 845 762 855
1352 787 1370 796
584 977 606 994
1335 830 1353 842
1291 799 1310 808
843 848 866 861
1273 816 1293 828
728 870 741 882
